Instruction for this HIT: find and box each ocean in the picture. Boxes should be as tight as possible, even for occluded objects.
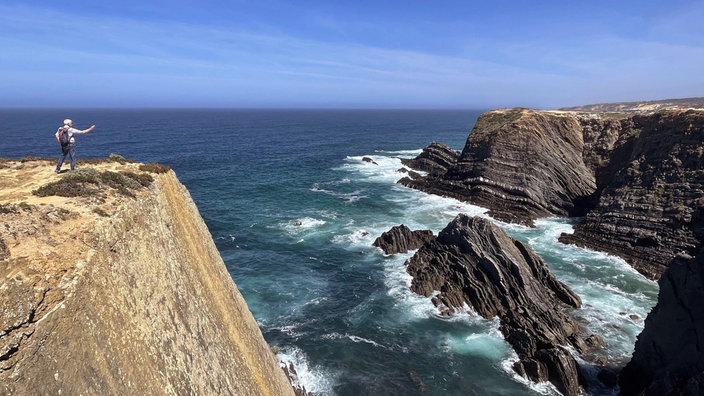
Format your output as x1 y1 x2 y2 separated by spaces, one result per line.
1 109 658 395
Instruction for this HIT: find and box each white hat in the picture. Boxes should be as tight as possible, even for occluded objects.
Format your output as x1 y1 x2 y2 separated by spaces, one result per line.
63 119 73 125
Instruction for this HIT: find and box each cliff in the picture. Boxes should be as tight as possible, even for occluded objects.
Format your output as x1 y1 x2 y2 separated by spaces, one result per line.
618 247 704 395
400 108 704 280
0 158 295 396
401 109 598 225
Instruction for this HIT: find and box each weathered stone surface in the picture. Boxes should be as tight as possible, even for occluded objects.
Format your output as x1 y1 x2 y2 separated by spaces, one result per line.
372 224 434 254
619 246 704 396
561 110 704 280
405 214 589 395
400 141 459 176
0 159 295 396
400 109 597 225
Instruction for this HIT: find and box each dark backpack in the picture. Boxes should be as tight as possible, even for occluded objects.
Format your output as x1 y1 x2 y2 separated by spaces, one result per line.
58 126 70 146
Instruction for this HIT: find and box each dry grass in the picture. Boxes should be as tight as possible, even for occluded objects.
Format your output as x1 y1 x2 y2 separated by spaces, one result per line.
33 168 153 199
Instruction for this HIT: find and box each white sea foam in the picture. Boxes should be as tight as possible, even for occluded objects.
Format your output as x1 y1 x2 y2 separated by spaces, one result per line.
277 346 337 395
381 253 443 320
374 148 423 156
330 227 374 247
337 155 412 184
311 183 368 202
500 352 563 396
321 332 388 349
442 320 510 361
280 217 326 235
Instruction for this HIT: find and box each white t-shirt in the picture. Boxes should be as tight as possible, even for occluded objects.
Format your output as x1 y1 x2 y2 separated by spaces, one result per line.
57 126 82 144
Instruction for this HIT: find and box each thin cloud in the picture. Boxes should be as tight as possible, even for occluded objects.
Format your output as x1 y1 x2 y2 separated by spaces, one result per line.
1 2 703 108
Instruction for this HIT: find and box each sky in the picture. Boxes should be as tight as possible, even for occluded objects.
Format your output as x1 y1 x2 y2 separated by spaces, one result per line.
1 1 703 109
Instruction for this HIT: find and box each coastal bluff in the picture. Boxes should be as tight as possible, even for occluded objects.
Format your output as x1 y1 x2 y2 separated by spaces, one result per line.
401 107 704 280
0 158 295 395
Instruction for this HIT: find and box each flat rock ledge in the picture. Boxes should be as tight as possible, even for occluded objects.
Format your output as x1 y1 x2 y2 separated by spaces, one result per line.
391 215 608 396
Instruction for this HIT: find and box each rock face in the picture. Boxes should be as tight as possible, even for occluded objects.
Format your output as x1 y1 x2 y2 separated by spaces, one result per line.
400 141 459 176
0 159 294 396
405 214 589 396
619 246 704 395
561 110 704 280
372 224 434 254
400 108 704 280
400 109 597 225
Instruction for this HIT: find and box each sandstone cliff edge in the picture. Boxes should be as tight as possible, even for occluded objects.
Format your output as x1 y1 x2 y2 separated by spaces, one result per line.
0 158 294 395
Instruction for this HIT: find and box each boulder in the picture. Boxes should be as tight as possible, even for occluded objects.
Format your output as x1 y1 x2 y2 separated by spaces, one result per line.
400 141 459 176
373 224 434 254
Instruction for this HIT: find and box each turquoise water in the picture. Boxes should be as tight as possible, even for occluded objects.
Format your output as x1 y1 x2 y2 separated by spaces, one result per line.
1 109 658 395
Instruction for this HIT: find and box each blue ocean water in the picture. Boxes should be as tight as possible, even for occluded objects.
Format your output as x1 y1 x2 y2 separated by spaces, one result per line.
1 109 658 395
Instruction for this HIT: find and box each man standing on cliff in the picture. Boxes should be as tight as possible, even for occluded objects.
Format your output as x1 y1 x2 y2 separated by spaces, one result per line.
55 118 96 173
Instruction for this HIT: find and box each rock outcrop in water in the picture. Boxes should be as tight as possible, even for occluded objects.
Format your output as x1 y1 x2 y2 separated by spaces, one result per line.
372 224 434 254
0 159 295 395
400 108 704 280
401 214 593 396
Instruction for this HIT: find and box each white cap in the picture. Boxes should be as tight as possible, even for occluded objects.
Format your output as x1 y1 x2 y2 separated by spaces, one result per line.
63 119 73 125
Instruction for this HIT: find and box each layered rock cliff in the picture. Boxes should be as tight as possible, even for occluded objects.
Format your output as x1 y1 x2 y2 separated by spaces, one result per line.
400 108 704 280
0 158 295 395
561 110 704 279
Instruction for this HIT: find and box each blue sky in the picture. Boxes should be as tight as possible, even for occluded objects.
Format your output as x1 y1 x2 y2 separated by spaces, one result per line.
1 1 703 108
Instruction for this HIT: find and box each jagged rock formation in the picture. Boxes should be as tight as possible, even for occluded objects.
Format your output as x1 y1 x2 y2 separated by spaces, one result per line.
0 159 295 396
400 141 459 176
619 246 704 395
404 214 593 396
372 224 434 254
400 108 704 280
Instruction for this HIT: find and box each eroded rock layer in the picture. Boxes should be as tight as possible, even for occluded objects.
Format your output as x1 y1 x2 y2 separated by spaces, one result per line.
561 110 704 279
401 109 597 225
372 224 434 254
